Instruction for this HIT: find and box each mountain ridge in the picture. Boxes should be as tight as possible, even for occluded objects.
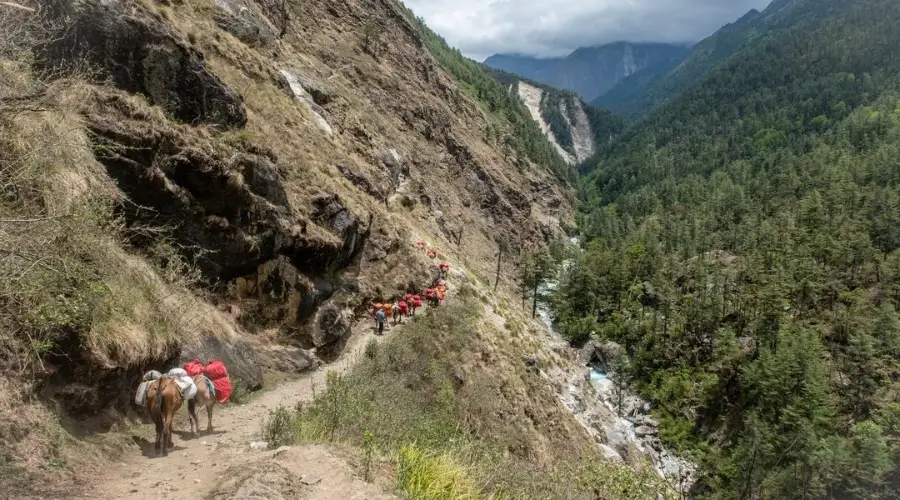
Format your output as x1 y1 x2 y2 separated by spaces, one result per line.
484 42 691 102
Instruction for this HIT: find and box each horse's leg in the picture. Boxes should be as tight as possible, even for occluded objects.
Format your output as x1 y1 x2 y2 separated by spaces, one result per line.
154 411 163 457
160 396 172 455
206 402 214 433
188 399 198 437
164 412 174 455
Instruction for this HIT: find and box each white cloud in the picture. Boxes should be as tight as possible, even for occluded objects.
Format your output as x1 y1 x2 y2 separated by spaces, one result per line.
404 0 773 60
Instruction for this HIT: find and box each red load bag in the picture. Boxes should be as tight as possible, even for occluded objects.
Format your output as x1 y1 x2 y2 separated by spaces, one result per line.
211 377 233 404
204 360 228 380
203 360 233 403
184 359 204 376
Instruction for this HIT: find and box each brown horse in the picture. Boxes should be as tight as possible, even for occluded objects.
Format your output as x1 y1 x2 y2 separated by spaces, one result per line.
188 374 217 436
146 376 183 457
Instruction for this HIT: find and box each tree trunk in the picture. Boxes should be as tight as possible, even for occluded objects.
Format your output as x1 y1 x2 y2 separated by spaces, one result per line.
532 279 539 319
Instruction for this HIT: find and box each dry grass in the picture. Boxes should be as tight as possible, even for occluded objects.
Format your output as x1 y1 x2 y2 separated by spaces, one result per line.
0 20 249 493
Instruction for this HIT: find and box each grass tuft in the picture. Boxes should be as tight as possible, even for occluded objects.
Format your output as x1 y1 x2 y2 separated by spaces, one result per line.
396 444 483 500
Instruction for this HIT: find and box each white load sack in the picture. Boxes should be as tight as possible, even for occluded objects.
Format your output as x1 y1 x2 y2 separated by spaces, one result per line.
135 370 162 406
167 368 197 400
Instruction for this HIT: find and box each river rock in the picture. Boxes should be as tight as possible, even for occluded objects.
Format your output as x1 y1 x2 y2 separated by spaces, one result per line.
604 422 630 455
578 339 602 365
599 444 623 463
634 415 659 427
635 425 658 438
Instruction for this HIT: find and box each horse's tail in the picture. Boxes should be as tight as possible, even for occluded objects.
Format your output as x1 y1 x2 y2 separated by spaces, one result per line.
154 377 166 420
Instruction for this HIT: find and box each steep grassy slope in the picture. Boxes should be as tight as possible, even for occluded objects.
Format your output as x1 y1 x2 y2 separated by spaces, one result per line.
0 0 576 495
557 0 900 497
397 6 575 183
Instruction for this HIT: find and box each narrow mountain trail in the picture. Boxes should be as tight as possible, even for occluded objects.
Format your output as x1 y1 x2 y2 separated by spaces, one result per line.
80 311 426 500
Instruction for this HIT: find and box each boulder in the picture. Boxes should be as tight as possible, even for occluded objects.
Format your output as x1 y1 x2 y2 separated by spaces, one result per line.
257 344 318 373
635 425 658 438
41 0 246 128
379 149 405 183
604 422 630 455
595 340 625 373
335 164 381 200
599 444 624 463
310 302 351 347
737 336 756 356
310 193 370 268
578 339 602 365
293 75 334 106
182 334 264 391
279 70 333 135
633 415 659 428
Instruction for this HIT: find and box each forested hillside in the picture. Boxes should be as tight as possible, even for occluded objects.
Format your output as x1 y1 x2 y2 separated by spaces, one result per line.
556 0 900 497
595 0 858 120
592 8 766 119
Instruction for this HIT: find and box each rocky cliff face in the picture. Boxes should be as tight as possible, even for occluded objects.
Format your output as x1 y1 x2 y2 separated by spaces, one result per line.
3 0 573 427
515 81 596 165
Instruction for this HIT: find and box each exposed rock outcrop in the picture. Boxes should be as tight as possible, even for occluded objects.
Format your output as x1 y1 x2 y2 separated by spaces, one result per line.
279 69 334 135
214 0 276 47
41 0 247 128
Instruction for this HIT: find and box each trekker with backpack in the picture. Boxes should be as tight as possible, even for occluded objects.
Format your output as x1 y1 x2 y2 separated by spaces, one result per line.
375 307 385 335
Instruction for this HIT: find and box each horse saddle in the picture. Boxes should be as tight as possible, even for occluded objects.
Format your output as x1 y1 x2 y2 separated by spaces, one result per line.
167 368 197 400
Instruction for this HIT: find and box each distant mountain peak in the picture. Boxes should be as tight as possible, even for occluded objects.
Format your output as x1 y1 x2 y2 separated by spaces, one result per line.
483 42 690 102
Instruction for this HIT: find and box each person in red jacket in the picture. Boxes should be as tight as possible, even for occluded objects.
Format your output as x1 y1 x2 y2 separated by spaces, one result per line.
411 295 421 315
399 299 409 318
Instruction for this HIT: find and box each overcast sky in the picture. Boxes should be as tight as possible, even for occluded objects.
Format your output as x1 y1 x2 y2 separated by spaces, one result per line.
404 0 774 61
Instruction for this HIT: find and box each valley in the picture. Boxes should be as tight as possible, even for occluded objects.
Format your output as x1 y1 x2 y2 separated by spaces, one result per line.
3 0 900 498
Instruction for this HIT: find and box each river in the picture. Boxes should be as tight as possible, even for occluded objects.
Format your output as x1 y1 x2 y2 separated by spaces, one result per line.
535 238 696 495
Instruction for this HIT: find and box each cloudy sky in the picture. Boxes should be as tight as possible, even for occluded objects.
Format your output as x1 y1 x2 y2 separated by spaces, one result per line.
404 0 774 61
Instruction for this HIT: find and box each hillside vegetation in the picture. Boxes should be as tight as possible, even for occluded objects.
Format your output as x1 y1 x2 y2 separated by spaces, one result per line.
0 0 577 495
266 285 679 499
556 0 900 497
595 0 858 120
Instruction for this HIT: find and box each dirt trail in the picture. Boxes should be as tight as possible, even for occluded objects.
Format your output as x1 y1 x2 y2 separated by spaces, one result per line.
81 314 415 500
